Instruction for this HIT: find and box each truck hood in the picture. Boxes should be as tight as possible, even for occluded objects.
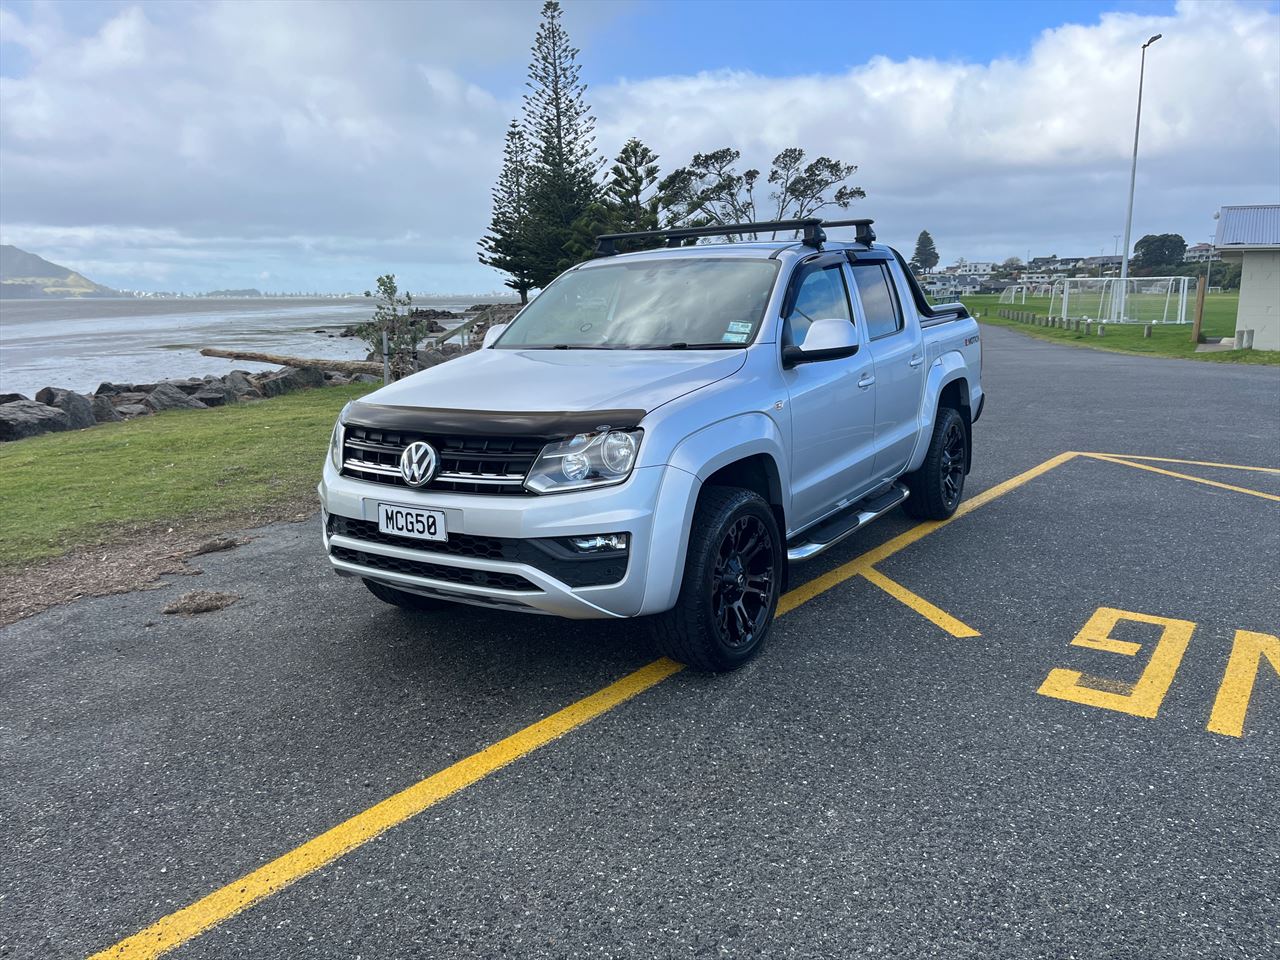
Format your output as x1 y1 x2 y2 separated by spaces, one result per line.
359 348 746 418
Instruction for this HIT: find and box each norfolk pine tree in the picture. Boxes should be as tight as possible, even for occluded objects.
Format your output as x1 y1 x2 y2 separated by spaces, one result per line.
478 121 536 304
911 230 939 273
522 0 601 286
564 137 664 260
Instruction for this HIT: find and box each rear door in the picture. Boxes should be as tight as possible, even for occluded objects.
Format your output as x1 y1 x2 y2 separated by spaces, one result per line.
850 257 926 481
782 256 877 530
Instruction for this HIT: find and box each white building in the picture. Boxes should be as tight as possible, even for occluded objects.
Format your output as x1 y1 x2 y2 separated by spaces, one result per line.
953 261 996 276
1215 205 1280 351
1184 243 1220 263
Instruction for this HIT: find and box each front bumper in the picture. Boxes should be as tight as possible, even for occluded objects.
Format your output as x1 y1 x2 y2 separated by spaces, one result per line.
319 461 695 619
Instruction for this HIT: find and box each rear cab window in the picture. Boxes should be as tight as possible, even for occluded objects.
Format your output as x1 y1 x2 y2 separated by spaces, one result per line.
851 262 904 340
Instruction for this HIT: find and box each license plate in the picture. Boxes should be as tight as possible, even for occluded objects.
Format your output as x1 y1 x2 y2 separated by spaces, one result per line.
377 503 447 542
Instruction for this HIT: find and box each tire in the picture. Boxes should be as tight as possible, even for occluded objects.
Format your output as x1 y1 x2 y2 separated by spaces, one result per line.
903 406 968 521
647 487 783 672
362 577 448 611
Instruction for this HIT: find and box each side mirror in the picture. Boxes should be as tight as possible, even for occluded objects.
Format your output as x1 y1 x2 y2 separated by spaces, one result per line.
781 317 860 369
481 323 509 348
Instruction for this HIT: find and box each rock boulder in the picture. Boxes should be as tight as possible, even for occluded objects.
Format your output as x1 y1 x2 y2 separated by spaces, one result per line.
0 393 29 405
223 370 261 398
257 366 325 397
192 388 228 407
0 400 71 441
143 382 207 412
34 387 96 429
91 394 124 423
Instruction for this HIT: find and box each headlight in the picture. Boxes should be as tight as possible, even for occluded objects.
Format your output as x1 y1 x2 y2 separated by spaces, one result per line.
525 428 642 494
329 403 351 469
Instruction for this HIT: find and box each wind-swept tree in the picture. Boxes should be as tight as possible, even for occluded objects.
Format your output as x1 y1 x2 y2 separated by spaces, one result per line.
522 0 601 286
478 121 536 304
659 147 864 239
766 148 864 220
911 230 940 273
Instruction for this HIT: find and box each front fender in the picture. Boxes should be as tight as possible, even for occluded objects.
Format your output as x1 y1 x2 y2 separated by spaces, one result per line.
638 412 788 615
906 352 971 474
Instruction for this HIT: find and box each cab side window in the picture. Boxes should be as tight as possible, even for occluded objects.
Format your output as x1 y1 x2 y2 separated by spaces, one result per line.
784 263 853 347
852 262 904 340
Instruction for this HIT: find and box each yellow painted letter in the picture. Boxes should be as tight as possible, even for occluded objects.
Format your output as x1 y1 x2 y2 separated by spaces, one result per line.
1207 630 1280 738
1037 606 1196 719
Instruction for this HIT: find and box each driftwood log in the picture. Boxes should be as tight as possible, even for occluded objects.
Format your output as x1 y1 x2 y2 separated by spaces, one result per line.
199 348 382 375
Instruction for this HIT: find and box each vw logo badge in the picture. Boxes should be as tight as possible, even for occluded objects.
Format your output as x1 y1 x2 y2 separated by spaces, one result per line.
399 441 438 487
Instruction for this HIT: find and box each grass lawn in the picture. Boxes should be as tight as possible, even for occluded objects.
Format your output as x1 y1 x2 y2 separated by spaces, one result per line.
961 292 1280 365
0 383 374 569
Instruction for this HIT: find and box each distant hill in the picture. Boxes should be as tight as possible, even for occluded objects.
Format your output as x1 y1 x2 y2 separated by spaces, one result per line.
0 244 123 299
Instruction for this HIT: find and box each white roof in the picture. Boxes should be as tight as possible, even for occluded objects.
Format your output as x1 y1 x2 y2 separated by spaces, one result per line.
1215 205 1280 250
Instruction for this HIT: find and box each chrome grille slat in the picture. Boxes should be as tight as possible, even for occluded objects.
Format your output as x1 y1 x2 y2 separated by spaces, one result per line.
344 438 405 454
343 458 402 477
340 425 543 495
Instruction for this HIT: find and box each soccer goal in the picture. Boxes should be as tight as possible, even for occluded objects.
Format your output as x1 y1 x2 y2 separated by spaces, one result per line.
1048 277 1194 324
999 285 1028 305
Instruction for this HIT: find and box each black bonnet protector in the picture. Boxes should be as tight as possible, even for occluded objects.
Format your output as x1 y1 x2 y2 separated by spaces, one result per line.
344 402 646 439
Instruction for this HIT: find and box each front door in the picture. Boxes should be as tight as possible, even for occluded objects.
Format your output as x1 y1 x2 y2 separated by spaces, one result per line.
851 259 926 480
782 259 877 531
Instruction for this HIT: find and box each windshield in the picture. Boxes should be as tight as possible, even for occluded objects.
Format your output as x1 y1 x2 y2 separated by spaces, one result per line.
495 258 780 349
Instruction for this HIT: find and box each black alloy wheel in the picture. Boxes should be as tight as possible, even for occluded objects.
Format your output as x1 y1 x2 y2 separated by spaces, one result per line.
647 487 784 671
711 515 776 649
904 405 968 521
940 416 966 511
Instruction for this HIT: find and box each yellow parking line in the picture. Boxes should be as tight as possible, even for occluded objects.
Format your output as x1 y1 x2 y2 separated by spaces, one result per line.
1084 453 1280 502
860 568 981 638
1081 453 1280 474
88 657 684 960
91 451 1080 959
778 451 1081 615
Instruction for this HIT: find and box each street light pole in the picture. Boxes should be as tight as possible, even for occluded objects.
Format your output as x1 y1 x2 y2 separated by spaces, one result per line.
1116 33 1162 322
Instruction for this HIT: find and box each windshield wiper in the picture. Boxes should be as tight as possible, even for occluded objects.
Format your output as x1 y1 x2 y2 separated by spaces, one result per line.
657 341 742 350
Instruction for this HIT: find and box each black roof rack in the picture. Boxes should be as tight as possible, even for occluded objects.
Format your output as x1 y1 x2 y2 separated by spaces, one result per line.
594 217 875 256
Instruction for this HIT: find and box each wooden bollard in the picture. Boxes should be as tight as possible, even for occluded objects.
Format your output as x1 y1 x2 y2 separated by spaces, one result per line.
1085 321 1092 336
1097 324 1105 337
1143 324 1152 338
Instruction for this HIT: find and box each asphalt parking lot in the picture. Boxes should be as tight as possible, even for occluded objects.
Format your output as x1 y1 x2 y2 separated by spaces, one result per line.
2 325 1277 960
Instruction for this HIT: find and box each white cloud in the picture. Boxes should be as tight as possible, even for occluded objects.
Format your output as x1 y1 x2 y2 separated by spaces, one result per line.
0 0 1276 292
594 0 1279 260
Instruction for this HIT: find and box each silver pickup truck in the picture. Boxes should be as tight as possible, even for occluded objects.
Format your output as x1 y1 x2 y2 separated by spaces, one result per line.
321 218 984 671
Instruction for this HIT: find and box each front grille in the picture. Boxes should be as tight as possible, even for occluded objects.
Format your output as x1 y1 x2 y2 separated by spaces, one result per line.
341 425 544 495
328 515 628 588
329 545 538 592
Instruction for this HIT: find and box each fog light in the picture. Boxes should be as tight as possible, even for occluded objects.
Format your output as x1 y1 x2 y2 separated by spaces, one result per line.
569 533 629 552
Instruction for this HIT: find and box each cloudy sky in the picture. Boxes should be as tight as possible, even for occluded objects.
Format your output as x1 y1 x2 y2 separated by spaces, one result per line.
1 0 1277 294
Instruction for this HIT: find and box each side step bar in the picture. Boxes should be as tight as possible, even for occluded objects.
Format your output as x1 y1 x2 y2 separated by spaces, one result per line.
786 483 910 562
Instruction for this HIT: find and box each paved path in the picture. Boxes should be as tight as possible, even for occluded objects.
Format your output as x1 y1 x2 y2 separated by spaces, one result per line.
3 325 1278 960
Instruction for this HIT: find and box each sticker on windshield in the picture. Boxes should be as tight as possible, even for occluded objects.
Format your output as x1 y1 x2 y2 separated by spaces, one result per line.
726 321 753 334
721 331 749 343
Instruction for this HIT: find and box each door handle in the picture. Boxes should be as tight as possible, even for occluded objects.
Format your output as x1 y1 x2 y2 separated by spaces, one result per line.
908 355 924 368
858 373 876 389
